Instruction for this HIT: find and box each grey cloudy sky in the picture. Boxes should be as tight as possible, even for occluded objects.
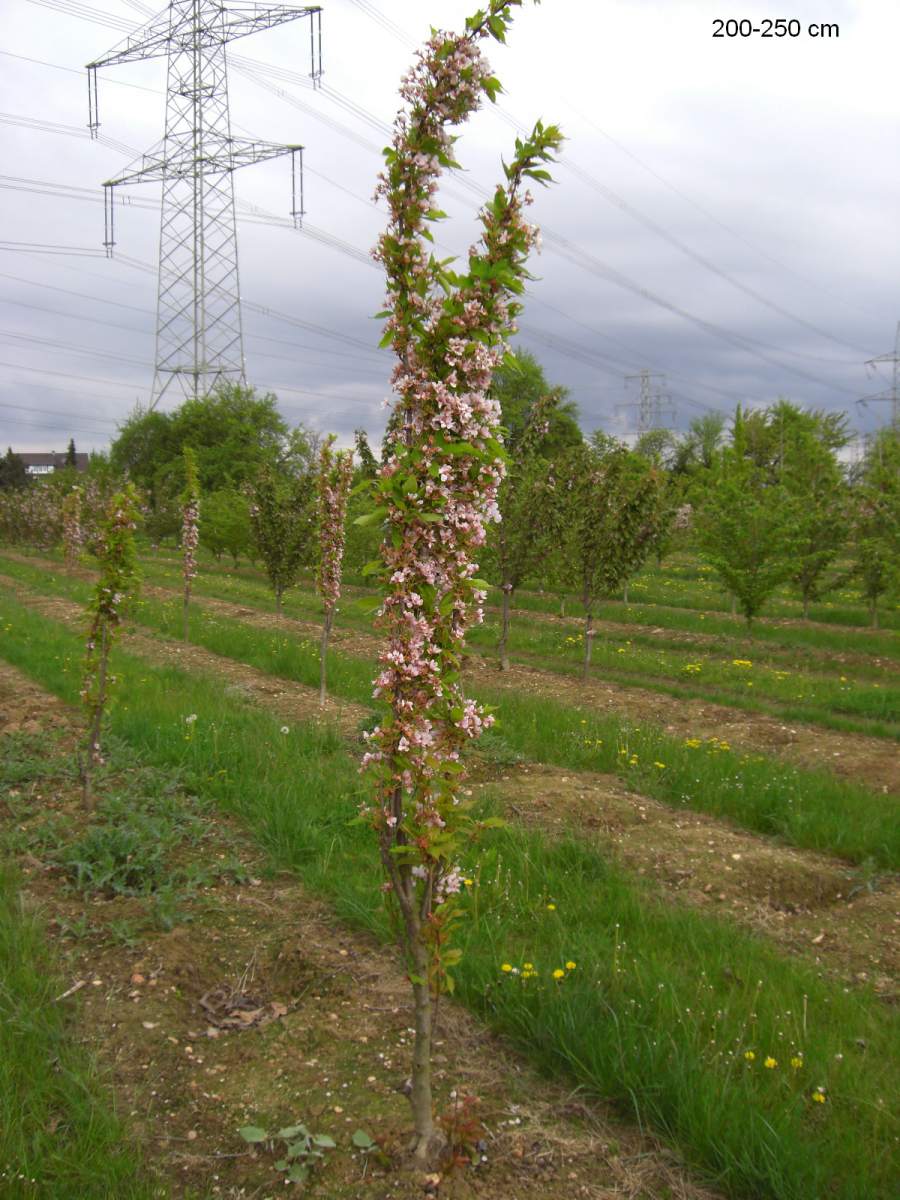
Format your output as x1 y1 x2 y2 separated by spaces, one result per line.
1 0 898 456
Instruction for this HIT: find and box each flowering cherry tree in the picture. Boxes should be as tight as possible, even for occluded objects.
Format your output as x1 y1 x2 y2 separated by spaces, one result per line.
80 485 140 808
315 435 354 704
62 486 84 571
181 446 201 642
360 0 561 1162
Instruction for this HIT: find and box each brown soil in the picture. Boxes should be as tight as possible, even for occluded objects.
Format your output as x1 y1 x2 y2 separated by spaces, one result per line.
3 574 896 1001
1 662 720 1200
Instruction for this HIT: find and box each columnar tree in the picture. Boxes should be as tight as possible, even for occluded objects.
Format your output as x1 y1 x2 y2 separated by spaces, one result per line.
80 485 140 808
62 486 84 571
315 436 354 703
490 390 565 669
556 438 667 677
247 466 316 614
848 426 899 627
360 1 561 1162
181 447 201 642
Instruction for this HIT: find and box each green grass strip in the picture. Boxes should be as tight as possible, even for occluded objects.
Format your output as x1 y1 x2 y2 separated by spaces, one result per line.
3 559 897 869
0 589 897 1200
132 554 899 733
0 860 168 1199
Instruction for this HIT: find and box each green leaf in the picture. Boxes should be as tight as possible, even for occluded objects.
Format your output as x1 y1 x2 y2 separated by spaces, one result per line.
354 507 389 527
408 972 427 986
274 1158 289 1171
360 559 383 577
276 1124 307 1140
354 596 382 616
313 1134 336 1149
287 1163 309 1184
238 1125 268 1143
352 1129 377 1150
419 512 443 523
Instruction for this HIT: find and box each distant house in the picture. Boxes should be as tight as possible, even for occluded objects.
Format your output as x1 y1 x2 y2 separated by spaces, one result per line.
19 452 90 477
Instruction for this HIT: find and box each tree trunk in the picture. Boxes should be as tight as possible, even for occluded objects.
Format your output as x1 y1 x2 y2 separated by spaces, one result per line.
802 594 810 620
731 595 737 617
409 937 437 1164
583 611 593 680
498 584 512 671
319 607 334 704
559 596 566 618
623 583 629 604
83 623 108 811
870 599 879 629
183 580 191 643
275 588 283 618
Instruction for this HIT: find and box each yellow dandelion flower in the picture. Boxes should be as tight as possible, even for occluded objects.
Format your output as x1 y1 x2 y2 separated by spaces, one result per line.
812 1088 826 1103
732 659 753 668
552 969 565 980
523 962 534 971
744 1051 756 1062
565 961 577 970
764 1056 777 1070
463 878 474 887
546 903 557 911
653 761 666 769
501 963 513 973
791 1056 803 1069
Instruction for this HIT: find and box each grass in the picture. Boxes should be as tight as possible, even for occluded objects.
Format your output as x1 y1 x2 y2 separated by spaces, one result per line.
0 589 897 1200
2 561 897 869
0 860 169 1199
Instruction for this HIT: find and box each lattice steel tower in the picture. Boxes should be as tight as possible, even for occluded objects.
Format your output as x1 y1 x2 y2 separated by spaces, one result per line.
617 368 675 433
858 321 900 429
87 2 323 405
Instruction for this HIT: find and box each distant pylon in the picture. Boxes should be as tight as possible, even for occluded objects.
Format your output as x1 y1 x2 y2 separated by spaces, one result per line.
616 368 675 433
87 2 323 407
858 321 900 428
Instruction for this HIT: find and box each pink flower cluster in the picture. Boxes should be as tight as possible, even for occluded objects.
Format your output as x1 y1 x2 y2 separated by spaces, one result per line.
62 487 84 570
182 498 200 584
316 437 354 613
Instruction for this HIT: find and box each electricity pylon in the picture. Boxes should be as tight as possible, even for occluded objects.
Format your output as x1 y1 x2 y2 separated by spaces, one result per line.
87 2 323 406
617 368 675 433
858 321 900 428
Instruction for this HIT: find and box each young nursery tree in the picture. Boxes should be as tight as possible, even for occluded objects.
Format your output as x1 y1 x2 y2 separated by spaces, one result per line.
361 0 561 1162
80 485 140 808
556 439 667 677
695 413 799 627
181 447 201 642
200 488 252 565
847 426 900 627
247 466 316 614
61 486 84 571
315 436 354 703
489 390 566 669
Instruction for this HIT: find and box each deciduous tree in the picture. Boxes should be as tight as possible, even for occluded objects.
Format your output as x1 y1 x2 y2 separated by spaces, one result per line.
80 485 140 808
315 436 354 703
556 439 667 676
360 0 561 1162
247 466 316 614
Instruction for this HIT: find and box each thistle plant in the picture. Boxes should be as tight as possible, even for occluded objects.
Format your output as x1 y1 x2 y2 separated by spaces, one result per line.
80 485 140 808
360 0 561 1163
61 486 84 571
181 446 201 642
315 435 354 704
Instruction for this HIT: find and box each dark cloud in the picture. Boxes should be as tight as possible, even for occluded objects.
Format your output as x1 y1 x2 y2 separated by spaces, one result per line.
2 0 897 457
